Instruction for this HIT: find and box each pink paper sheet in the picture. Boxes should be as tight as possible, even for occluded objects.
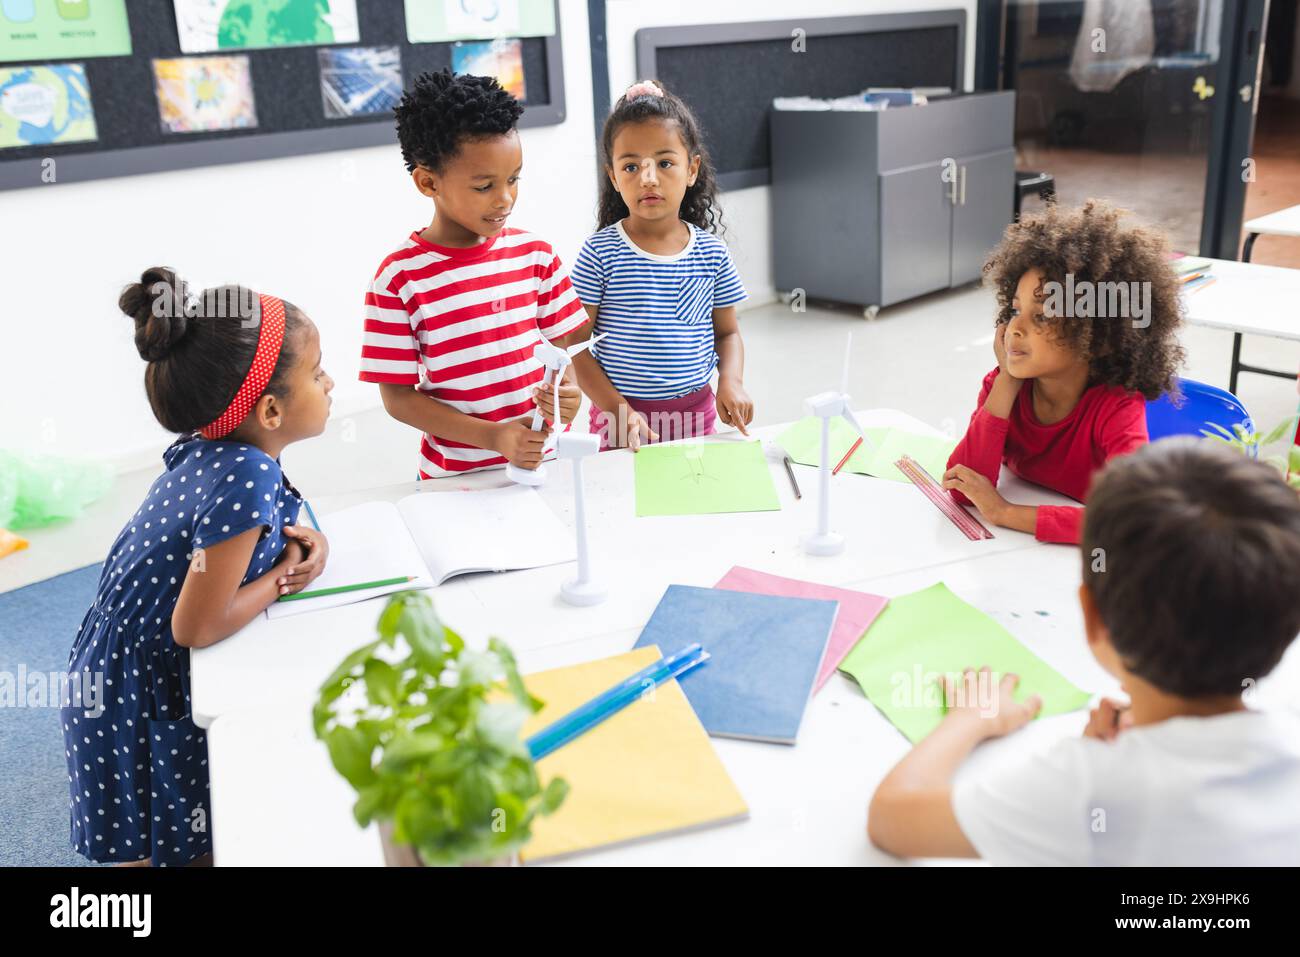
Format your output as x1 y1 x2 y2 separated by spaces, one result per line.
714 566 889 692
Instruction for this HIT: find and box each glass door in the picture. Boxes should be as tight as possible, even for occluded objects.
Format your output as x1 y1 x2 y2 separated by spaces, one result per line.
978 0 1267 257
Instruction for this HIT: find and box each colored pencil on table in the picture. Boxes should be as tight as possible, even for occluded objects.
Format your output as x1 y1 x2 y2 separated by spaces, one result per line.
303 499 323 532
525 643 711 761
277 575 417 602
832 437 863 475
782 454 802 499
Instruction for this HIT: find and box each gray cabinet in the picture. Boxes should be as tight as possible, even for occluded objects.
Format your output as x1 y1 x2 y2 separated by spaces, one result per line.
771 92 1016 314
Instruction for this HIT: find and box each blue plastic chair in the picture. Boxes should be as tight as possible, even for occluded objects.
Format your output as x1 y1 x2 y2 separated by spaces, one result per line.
1146 377 1254 448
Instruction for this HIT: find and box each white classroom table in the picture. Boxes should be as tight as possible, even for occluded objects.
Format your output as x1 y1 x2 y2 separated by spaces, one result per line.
194 409 1087 866
190 409 1066 730
1181 256 1300 393
208 545 1108 867
1241 203 1300 262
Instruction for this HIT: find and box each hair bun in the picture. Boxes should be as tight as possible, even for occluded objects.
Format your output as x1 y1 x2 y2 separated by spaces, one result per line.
121 266 191 362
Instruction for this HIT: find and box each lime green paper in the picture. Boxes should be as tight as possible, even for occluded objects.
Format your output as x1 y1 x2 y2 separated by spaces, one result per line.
776 417 956 483
633 441 781 517
838 582 1091 743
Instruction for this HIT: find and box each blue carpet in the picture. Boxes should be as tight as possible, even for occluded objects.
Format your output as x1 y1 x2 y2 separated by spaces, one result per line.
0 564 105 866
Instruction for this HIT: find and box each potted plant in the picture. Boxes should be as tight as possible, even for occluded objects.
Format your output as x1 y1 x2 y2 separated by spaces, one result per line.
1201 415 1300 491
313 591 568 866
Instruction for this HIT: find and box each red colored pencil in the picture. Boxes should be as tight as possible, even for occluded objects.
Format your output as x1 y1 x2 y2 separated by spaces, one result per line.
833 437 863 475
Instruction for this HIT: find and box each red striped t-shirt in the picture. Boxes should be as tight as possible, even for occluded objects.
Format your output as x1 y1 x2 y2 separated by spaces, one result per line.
360 228 588 477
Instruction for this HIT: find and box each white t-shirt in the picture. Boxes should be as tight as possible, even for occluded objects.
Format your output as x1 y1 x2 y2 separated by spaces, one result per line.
952 709 1300 866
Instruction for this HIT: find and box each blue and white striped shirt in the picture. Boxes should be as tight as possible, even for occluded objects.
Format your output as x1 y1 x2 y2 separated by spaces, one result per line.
570 221 747 400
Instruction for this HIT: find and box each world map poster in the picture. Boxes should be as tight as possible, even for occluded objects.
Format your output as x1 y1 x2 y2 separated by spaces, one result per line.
174 0 359 54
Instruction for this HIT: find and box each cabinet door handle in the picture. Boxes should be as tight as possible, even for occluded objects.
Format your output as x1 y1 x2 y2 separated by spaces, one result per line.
960 166 967 205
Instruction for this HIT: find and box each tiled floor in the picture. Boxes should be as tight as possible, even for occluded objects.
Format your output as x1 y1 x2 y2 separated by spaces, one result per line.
3 284 1296 595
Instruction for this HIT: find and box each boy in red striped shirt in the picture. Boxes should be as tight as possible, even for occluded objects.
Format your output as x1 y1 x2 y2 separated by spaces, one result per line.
361 70 589 478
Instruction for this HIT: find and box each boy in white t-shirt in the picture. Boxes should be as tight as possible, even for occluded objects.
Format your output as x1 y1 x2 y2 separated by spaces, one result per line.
868 438 1300 866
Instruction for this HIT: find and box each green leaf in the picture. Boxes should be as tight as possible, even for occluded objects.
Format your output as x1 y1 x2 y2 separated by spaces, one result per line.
1202 422 1236 440
323 725 377 790
313 637 382 736
363 659 400 709
538 776 569 816
352 780 394 826
491 636 544 712
475 701 529 753
454 765 497 829
1259 416 1298 447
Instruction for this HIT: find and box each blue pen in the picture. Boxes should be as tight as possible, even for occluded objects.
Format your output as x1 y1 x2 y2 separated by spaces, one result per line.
526 645 710 761
304 499 322 533
530 643 705 741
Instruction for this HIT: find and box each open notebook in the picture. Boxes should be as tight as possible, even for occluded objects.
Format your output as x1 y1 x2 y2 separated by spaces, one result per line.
266 486 575 619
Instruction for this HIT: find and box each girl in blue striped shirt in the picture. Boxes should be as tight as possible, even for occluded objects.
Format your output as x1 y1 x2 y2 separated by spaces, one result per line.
570 80 752 450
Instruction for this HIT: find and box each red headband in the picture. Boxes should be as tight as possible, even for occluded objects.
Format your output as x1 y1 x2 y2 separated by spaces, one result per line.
199 294 286 440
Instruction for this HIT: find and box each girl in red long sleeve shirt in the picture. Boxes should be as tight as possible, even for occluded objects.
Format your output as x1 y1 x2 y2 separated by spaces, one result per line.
943 201 1185 544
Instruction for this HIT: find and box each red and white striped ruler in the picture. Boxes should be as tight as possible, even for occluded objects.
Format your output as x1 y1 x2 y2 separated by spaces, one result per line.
895 455 994 541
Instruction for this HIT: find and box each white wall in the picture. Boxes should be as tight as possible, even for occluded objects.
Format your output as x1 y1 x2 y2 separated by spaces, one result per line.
0 0 974 470
0 0 597 470
604 0 979 307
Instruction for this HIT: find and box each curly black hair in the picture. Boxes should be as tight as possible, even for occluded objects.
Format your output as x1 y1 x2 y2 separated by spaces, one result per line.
597 80 724 235
983 200 1185 400
394 69 523 173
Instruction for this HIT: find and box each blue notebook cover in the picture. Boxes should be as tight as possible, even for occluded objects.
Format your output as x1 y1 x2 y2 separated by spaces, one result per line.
633 585 838 744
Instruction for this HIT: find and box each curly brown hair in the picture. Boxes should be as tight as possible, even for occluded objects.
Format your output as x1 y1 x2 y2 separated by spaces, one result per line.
983 200 1185 400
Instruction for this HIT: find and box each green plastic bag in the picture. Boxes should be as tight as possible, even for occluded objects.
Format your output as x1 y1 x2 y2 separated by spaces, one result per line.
0 450 114 530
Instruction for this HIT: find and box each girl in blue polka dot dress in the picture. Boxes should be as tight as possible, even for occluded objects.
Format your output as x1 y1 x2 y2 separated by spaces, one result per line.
62 267 334 866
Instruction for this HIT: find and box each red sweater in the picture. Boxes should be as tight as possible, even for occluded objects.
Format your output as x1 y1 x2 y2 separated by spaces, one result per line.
947 368 1149 544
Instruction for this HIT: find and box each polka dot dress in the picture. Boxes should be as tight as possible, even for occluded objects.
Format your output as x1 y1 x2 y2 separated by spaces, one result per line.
62 435 302 866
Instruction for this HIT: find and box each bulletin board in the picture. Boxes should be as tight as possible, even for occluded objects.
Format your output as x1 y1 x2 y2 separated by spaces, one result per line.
0 0 565 191
635 10 966 190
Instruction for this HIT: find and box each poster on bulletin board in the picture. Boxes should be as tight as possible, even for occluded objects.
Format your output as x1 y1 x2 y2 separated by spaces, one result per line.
405 0 556 43
0 0 132 63
0 62 97 149
0 0 566 190
173 0 361 54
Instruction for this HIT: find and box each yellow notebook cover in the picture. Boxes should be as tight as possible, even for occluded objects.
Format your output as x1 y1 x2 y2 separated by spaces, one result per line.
520 646 749 863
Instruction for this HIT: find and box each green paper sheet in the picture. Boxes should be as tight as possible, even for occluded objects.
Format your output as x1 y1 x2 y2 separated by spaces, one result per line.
838 582 1091 743
633 441 781 517
776 417 956 483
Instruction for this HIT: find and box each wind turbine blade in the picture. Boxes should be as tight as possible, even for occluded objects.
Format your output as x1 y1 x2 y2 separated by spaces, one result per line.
840 408 879 455
568 331 608 357
839 330 853 396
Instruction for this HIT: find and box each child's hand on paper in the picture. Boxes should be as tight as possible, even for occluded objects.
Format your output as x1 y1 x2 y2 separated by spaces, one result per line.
495 418 548 469
942 464 1009 523
1082 697 1132 741
278 525 329 596
715 378 753 436
533 379 582 426
940 666 1042 740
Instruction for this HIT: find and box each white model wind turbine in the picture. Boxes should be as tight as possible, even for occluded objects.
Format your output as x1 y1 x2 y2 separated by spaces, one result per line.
802 331 876 556
556 432 605 606
506 332 607 487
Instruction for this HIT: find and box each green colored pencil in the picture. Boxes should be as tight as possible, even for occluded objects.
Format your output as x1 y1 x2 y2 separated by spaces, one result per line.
277 575 418 602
